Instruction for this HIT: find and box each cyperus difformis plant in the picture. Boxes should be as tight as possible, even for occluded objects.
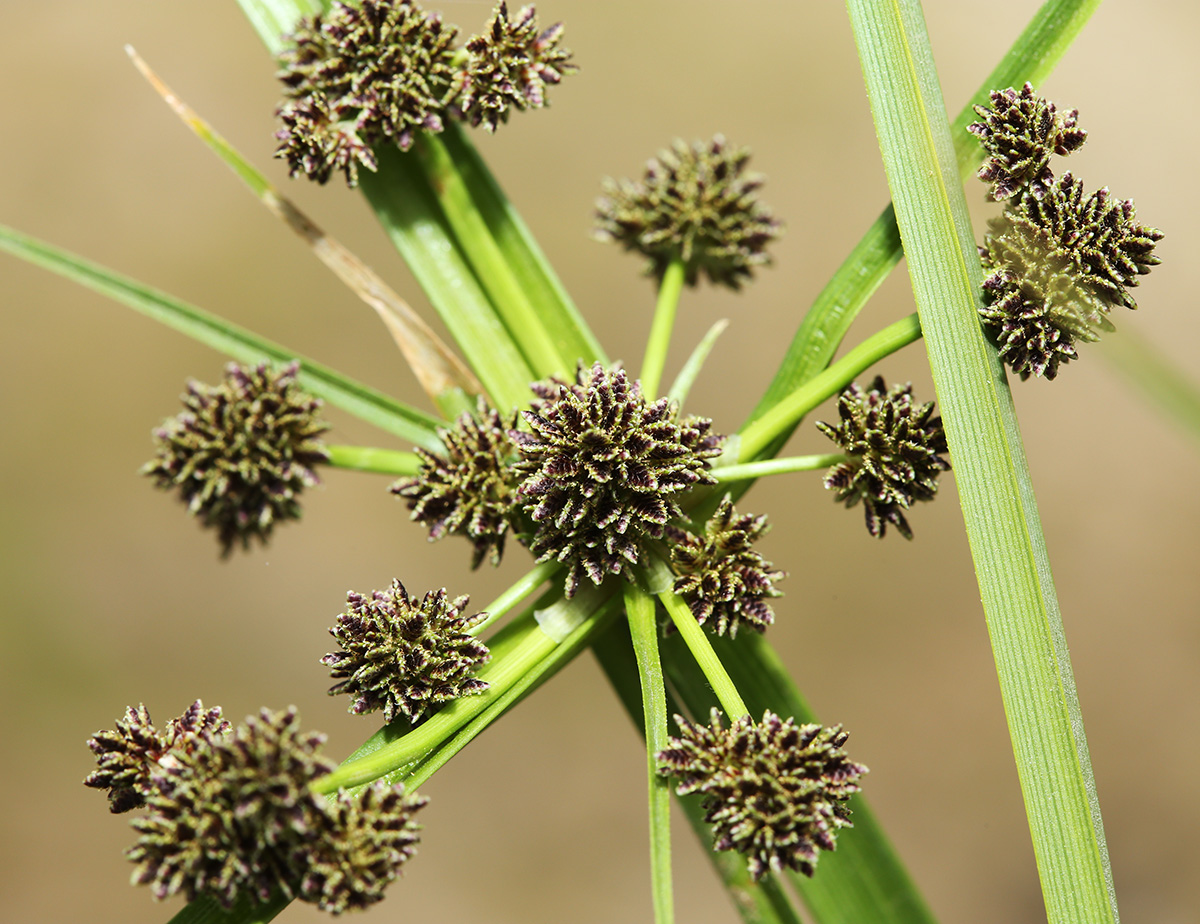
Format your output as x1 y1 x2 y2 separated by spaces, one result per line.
816 376 950 539
323 580 491 724
658 708 867 880
142 361 331 556
971 85 1162 379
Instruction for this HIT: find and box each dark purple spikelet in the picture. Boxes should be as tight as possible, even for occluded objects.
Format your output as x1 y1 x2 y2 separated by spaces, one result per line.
458 2 577 132
123 706 426 912
142 361 330 556
84 701 230 813
391 398 521 569
980 172 1163 379
816 377 949 539
511 363 723 596
967 82 1086 201
275 0 460 185
595 135 782 289
323 580 491 723
658 709 867 880
667 498 784 637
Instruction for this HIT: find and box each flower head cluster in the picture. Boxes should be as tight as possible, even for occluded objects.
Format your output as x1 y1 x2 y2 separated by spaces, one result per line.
122 706 426 913
391 398 521 568
667 498 784 637
512 363 723 596
323 580 491 723
658 709 866 880
276 0 577 185
458 3 576 132
142 361 330 556
816 377 949 539
85 701 229 814
967 82 1086 201
276 0 460 184
980 172 1163 379
595 135 783 288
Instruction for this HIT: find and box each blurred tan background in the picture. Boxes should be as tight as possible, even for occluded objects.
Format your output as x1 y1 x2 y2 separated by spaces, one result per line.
2 2 1198 922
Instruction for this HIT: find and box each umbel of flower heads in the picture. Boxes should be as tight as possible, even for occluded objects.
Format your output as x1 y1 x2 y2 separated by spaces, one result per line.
595 134 783 289
142 361 331 556
275 0 576 185
658 709 867 880
86 704 426 914
816 376 950 540
969 83 1162 380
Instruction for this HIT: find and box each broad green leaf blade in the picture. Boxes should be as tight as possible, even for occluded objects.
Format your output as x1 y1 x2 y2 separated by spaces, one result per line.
438 123 607 368
235 0 320 52
0 224 443 451
846 2 1116 922
742 0 1101 452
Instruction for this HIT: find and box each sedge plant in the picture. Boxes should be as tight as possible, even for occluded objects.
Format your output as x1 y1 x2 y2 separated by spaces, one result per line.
1 1 1193 922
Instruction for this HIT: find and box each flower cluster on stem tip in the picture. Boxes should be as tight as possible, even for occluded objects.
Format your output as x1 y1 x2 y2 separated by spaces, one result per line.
816 376 949 540
88 705 426 914
323 580 491 724
392 397 521 569
970 85 1162 380
594 134 783 289
511 362 724 596
667 498 785 638
142 361 330 556
658 709 867 880
276 0 574 185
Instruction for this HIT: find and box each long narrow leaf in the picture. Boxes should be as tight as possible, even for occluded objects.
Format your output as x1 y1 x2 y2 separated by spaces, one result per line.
742 0 1101 451
0 224 443 451
846 2 1116 922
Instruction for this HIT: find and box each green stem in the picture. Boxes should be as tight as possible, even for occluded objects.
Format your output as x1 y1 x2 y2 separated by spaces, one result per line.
412 134 569 379
624 584 675 924
739 313 922 461
668 319 729 409
713 454 845 483
324 445 421 476
657 589 747 720
641 259 686 399
470 560 561 635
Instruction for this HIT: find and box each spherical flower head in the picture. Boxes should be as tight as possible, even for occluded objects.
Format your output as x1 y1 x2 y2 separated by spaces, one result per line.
967 82 1086 201
658 709 867 880
85 701 230 813
595 135 783 289
276 0 460 185
323 580 491 724
298 782 428 914
512 363 724 596
980 172 1163 379
816 377 949 539
667 498 784 638
142 361 330 556
127 707 338 907
391 398 521 569
458 3 577 132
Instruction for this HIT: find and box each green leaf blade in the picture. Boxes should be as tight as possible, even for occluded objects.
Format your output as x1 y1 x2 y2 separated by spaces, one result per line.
845 2 1116 922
